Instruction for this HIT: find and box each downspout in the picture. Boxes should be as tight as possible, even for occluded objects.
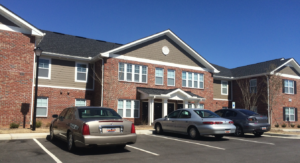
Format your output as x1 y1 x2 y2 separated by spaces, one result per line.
267 75 270 124
30 49 36 126
101 59 104 106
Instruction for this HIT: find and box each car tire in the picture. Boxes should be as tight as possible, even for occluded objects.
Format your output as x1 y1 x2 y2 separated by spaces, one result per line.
155 123 163 134
67 132 76 152
188 127 200 140
215 135 224 139
50 126 55 141
254 132 264 137
234 125 244 137
116 144 126 149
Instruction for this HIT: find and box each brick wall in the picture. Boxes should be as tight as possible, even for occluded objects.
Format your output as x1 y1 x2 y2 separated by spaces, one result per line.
93 60 103 106
0 30 35 128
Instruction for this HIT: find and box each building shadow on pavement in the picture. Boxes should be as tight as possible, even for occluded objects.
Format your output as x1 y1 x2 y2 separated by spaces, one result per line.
46 135 131 156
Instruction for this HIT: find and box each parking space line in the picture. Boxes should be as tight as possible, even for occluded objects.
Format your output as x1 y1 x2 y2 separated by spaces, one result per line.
127 145 159 156
146 134 225 150
33 139 63 163
261 135 300 139
224 137 275 145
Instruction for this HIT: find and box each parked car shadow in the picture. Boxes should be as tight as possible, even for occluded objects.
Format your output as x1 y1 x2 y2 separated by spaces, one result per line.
46 135 131 156
226 134 263 139
154 132 230 142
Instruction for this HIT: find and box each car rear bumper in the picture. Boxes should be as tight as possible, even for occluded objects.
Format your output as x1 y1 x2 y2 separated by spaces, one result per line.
75 134 137 147
197 125 236 135
243 123 271 133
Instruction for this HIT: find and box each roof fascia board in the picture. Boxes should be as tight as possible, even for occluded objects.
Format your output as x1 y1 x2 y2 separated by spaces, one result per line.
271 58 300 75
276 73 300 80
165 89 192 97
270 58 294 74
214 73 269 80
0 5 44 36
42 51 93 62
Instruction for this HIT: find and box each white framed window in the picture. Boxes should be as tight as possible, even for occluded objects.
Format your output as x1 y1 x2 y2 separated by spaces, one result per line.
75 99 86 106
38 58 51 79
221 80 228 95
167 69 175 86
75 62 88 82
182 71 204 89
117 99 140 118
37 97 48 117
284 107 295 121
250 79 257 93
118 63 147 83
199 104 204 109
155 68 164 85
188 103 194 108
284 80 294 94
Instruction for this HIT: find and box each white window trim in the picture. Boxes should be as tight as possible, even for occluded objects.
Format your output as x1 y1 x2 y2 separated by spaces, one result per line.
118 99 140 118
36 97 48 117
167 69 175 86
285 107 295 122
249 79 257 93
155 68 164 85
221 80 228 95
75 62 89 83
38 58 51 79
75 99 86 106
199 104 204 109
182 71 204 89
284 80 295 94
118 63 148 83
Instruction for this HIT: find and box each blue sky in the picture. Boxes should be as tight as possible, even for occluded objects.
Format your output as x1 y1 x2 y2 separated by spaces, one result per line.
2 0 299 68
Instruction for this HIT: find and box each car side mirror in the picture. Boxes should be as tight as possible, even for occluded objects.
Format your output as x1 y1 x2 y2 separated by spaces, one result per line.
52 114 58 118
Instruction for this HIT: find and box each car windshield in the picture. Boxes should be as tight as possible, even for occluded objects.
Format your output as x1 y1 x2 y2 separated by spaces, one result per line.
238 109 259 116
194 110 220 118
78 108 122 119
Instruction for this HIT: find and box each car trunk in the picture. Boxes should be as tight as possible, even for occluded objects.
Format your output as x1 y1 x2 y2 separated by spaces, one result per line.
202 118 233 125
249 115 268 123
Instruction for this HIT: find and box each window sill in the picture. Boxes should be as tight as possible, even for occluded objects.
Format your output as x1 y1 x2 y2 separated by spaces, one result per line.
182 87 205 90
118 80 148 84
75 80 88 83
284 93 295 95
36 116 48 118
38 77 51 80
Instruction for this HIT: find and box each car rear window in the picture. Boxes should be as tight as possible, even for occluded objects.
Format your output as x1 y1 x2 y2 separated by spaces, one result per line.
78 108 122 119
194 110 220 118
238 109 259 116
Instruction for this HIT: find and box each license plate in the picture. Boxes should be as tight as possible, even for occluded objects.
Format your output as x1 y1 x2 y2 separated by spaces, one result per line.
103 128 120 133
262 127 266 130
225 130 231 133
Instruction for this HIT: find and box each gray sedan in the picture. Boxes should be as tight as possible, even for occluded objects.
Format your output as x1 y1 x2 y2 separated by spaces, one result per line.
153 109 236 139
50 106 137 151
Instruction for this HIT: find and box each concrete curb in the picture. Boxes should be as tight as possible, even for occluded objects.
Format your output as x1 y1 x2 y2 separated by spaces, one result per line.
264 132 300 137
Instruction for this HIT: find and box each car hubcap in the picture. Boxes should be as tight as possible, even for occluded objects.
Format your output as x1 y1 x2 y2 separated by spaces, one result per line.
68 134 72 149
190 128 196 138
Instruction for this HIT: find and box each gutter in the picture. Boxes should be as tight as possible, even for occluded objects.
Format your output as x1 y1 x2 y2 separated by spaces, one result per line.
267 75 270 124
101 59 104 106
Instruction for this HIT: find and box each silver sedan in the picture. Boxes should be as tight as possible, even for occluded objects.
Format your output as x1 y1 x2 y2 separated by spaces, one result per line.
50 106 137 151
153 109 236 139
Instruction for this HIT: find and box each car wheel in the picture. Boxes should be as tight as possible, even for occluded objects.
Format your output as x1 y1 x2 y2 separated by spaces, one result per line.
234 125 244 137
215 135 224 139
50 126 55 141
188 127 199 140
254 132 264 137
155 123 163 134
67 132 76 152
116 144 126 149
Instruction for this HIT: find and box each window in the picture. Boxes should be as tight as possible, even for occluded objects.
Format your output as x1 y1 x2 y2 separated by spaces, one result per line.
284 107 297 121
37 97 48 117
194 110 220 118
179 110 191 118
168 110 181 118
167 69 175 86
188 103 194 108
284 80 294 94
221 80 228 95
78 108 121 119
250 79 257 93
118 63 147 83
75 99 86 106
199 104 204 109
38 58 50 79
155 68 164 85
117 99 140 118
76 63 88 82
182 71 204 89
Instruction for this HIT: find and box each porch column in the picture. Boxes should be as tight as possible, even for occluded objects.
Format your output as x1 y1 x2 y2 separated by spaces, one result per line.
162 99 168 117
194 100 200 108
184 100 188 108
148 98 154 126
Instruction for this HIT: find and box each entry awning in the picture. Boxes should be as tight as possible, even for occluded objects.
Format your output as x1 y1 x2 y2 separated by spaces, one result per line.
137 87 205 101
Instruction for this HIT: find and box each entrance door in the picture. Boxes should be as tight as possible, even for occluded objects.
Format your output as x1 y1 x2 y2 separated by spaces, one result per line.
177 104 183 109
142 102 148 124
154 103 162 120
168 103 175 114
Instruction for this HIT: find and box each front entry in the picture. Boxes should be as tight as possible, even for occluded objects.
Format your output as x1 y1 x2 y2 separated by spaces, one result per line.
142 102 148 124
168 103 175 114
177 104 183 109
154 103 162 120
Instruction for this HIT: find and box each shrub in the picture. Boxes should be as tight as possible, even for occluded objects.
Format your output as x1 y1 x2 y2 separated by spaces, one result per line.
45 123 51 128
10 122 19 129
281 123 286 128
298 125 300 128
36 121 42 128
291 124 295 128
275 124 279 128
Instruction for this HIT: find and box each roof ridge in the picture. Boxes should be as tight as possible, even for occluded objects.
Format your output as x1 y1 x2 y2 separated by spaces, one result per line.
230 58 286 70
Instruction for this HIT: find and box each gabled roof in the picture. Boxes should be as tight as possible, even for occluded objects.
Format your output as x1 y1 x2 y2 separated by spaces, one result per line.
0 4 44 36
39 30 123 58
137 87 203 99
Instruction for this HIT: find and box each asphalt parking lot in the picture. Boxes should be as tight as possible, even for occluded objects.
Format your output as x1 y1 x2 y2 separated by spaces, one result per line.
0 133 299 163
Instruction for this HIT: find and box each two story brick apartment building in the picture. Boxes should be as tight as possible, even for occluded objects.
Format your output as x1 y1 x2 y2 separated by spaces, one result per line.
0 5 299 128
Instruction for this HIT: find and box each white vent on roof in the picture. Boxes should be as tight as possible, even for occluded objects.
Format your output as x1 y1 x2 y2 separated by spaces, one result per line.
280 58 284 61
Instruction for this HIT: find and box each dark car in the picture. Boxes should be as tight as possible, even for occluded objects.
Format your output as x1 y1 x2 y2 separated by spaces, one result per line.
215 109 270 137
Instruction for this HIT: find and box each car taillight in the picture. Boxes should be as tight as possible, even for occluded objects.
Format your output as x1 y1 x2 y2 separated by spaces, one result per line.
203 122 223 124
131 123 136 133
229 121 234 124
248 118 255 123
82 123 90 135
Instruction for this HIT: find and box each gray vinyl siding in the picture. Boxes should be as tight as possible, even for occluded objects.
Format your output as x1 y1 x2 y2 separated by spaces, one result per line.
213 80 231 100
116 35 205 68
277 66 300 76
37 59 93 89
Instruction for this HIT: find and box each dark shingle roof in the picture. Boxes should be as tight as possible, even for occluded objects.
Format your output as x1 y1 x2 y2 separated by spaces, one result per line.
213 58 290 78
39 30 123 57
137 87 203 98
